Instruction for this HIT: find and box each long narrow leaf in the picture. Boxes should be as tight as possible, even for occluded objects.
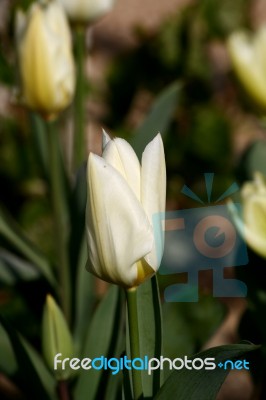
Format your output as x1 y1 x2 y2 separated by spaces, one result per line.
130 81 181 158
155 343 259 400
0 317 56 400
0 248 40 283
74 286 124 400
0 207 56 286
73 236 95 354
0 323 17 375
137 275 163 397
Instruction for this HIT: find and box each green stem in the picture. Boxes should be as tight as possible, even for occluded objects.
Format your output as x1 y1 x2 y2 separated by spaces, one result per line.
126 288 142 400
47 120 71 323
73 27 86 170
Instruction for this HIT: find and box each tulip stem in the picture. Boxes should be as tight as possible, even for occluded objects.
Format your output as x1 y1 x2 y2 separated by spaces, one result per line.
73 27 86 170
126 287 142 400
57 381 71 400
47 120 71 323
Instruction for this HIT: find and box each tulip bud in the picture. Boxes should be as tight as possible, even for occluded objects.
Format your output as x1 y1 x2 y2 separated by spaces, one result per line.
227 27 266 110
229 172 266 258
42 295 74 380
15 1 75 119
86 133 166 288
58 0 116 25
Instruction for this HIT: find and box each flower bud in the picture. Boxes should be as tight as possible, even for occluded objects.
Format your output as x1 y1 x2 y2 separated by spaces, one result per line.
227 27 266 110
42 295 74 380
86 132 166 288
15 1 75 118
58 0 116 24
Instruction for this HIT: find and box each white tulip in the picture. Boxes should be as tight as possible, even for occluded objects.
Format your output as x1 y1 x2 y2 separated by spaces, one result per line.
86 133 166 288
227 27 266 109
58 0 116 24
229 172 266 258
15 1 75 118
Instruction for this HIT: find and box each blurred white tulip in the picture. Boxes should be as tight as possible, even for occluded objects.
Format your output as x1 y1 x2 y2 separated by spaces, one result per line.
16 1 75 118
227 27 266 109
229 172 266 258
58 0 116 24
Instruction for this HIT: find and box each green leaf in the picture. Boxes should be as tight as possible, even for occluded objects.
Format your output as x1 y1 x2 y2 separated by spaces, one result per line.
0 206 56 286
74 286 124 400
239 140 266 179
0 317 55 400
73 237 95 355
162 297 225 361
30 112 49 178
0 323 17 374
69 163 87 284
20 337 57 400
154 343 259 400
0 248 40 284
130 81 182 158
137 275 163 397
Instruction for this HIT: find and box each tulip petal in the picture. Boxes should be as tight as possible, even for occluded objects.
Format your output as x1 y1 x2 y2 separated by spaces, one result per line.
58 0 115 23
103 138 141 199
227 31 266 109
229 200 266 258
141 134 166 269
86 154 153 287
243 195 266 256
19 7 55 111
102 129 111 150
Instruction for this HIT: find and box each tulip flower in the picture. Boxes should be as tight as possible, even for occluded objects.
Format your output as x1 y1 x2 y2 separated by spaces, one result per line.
228 172 266 258
42 295 74 380
15 1 75 118
86 132 166 288
58 0 116 24
227 27 266 110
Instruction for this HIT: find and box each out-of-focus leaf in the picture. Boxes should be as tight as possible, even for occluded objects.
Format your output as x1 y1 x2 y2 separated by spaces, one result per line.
0 317 55 400
30 113 49 178
201 0 248 37
0 323 17 375
130 81 181 158
74 286 124 400
73 237 95 354
155 343 259 400
0 206 56 286
162 297 225 379
239 140 266 179
104 318 125 400
0 248 40 284
69 162 87 284
137 275 162 397
21 337 56 400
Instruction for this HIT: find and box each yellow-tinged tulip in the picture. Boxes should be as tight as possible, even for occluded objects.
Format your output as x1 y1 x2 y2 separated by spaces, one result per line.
229 172 266 258
15 1 75 118
42 295 74 380
58 0 116 24
227 27 266 109
86 132 166 288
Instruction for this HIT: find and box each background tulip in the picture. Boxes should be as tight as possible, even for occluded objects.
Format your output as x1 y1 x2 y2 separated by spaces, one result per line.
15 1 75 118
86 133 166 288
58 0 116 24
229 172 266 258
227 27 266 110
